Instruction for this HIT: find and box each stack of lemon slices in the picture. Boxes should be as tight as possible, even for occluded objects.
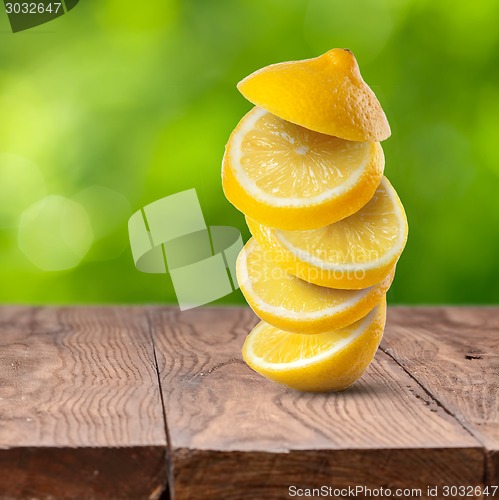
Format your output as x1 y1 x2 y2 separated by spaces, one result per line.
222 49 408 392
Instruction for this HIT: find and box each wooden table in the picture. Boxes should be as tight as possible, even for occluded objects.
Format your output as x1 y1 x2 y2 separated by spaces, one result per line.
0 307 497 499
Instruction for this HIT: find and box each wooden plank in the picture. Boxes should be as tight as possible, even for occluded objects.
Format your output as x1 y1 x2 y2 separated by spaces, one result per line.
0 306 168 499
382 307 499 485
150 307 484 500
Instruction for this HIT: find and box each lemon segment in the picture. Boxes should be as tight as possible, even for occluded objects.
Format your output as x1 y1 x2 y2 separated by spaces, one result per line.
242 298 387 392
222 107 384 230
223 48 405 393
237 238 394 334
247 177 408 289
237 48 391 142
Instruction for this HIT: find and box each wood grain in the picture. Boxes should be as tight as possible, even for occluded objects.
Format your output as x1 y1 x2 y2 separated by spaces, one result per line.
150 307 484 500
382 307 499 485
1 306 497 499
0 306 168 499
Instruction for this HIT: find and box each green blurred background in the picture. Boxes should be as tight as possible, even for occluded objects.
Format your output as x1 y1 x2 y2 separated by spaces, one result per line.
0 0 498 305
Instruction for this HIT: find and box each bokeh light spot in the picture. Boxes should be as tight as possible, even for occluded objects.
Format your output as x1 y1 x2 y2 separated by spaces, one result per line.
72 186 131 260
0 154 46 228
18 196 93 271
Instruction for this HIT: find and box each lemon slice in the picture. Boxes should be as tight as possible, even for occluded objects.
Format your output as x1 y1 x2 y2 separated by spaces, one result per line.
222 107 384 230
242 298 386 392
238 48 391 142
247 177 408 289
237 238 394 334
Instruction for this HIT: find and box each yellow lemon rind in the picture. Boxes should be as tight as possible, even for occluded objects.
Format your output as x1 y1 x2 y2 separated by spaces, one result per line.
237 48 391 142
242 298 387 392
237 238 394 334
222 109 385 231
246 177 408 289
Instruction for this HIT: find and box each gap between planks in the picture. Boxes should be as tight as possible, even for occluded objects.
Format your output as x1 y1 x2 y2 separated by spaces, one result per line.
147 305 488 447
379 344 480 442
147 306 493 500
145 310 174 500
0 306 170 499
379 343 491 491
380 306 499 486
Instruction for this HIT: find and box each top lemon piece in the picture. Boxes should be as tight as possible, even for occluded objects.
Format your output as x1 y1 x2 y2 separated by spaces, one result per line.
237 48 391 142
